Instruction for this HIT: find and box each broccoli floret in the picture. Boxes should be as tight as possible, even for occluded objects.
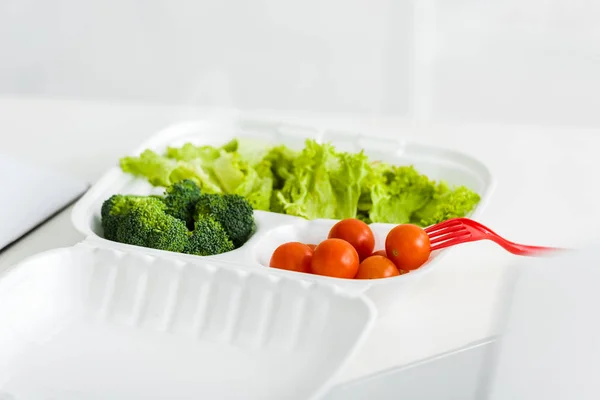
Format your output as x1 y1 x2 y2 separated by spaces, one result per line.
163 179 202 229
183 216 234 256
101 194 189 252
195 193 254 248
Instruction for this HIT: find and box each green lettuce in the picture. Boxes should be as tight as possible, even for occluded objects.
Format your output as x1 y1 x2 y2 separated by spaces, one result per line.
275 140 369 220
411 183 481 226
119 139 481 226
233 168 273 211
120 142 273 210
166 143 221 162
120 150 177 187
168 160 223 194
366 165 435 224
262 145 297 189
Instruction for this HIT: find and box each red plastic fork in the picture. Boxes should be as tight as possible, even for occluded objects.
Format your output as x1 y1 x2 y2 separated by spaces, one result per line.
424 218 561 256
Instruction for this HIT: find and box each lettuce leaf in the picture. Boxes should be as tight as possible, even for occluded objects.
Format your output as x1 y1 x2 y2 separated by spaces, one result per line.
366 165 435 224
120 143 272 210
168 160 223 194
276 140 369 220
262 145 297 189
233 168 273 211
120 150 177 187
411 183 481 226
166 143 221 162
120 139 481 226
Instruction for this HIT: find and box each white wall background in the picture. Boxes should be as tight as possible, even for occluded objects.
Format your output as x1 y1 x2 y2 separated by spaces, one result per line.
1 0 599 127
433 0 600 128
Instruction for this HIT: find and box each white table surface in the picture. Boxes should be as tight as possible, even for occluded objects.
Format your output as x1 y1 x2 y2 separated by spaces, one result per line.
1 95 599 385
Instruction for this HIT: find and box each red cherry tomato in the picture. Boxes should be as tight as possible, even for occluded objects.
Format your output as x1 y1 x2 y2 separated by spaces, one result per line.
355 256 400 279
385 224 431 271
311 238 360 279
270 242 313 274
371 249 387 257
328 219 375 260
368 249 407 273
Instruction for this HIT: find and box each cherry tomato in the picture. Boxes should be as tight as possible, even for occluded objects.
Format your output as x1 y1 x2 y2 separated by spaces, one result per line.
328 218 375 260
385 224 431 271
371 249 387 257
355 255 400 279
270 242 313 274
306 244 317 251
311 238 360 279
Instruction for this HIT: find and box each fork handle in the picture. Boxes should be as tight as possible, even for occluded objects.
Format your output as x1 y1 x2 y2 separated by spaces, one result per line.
491 237 563 256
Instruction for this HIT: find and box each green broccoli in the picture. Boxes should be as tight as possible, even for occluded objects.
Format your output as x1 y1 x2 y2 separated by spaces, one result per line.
163 179 202 229
101 194 189 252
183 216 235 256
195 193 254 248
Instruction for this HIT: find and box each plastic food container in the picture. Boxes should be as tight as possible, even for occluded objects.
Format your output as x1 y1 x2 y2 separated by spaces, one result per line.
0 245 375 400
0 117 494 399
71 118 494 310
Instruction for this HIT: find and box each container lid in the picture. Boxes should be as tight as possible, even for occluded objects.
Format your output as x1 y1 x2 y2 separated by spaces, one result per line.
487 247 600 400
0 244 376 400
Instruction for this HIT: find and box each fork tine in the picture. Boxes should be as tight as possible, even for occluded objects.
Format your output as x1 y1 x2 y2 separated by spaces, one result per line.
424 218 462 234
430 230 470 245
431 234 472 251
427 224 468 239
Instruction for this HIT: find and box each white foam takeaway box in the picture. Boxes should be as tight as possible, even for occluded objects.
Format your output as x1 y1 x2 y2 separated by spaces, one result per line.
0 117 494 399
71 118 494 310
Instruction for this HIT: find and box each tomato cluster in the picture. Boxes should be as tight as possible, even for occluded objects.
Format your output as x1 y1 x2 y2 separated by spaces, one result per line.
269 219 431 279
